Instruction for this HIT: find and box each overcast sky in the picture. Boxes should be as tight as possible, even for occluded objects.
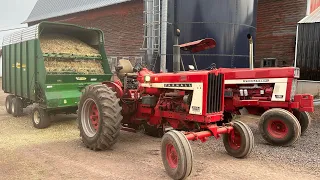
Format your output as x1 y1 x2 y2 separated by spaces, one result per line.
0 0 38 45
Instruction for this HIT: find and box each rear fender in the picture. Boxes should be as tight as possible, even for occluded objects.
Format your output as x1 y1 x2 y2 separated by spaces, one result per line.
291 94 314 112
102 81 124 98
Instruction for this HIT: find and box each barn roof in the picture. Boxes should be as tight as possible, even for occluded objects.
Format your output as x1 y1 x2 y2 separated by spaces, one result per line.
24 0 131 23
299 6 320 24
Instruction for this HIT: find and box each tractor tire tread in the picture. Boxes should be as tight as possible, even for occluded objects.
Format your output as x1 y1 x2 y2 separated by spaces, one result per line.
259 108 301 146
78 84 122 151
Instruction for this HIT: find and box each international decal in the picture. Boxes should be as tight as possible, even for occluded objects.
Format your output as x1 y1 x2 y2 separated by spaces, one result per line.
243 79 269 83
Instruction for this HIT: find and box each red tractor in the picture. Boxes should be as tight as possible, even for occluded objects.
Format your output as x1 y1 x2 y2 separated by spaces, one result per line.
166 35 313 147
77 39 254 179
221 67 313 146
219 35 314 147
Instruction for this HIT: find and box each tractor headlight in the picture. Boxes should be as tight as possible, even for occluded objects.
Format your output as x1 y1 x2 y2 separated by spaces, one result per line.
144 75 151 82
294 68 300 78
290 79 297 100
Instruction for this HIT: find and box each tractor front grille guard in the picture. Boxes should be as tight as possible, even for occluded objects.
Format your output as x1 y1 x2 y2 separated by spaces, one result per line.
207 73 223 113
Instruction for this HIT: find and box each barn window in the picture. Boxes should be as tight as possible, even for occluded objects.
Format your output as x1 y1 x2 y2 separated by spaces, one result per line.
261 58 277 67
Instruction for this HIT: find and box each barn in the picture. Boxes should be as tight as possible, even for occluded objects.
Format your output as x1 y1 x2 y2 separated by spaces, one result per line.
23 0 320 78
24 0 145 70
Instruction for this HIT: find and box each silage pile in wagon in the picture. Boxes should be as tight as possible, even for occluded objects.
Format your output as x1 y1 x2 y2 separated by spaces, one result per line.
45 58 104 75
40 33 100 56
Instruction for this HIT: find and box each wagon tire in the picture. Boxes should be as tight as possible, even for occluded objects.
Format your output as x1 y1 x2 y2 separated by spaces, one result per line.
223 120 254 158
161 130 193 180
78 84 123 151
293 110 311 135
12 97 23 117
32 105 51 129
259 108 301 146
5 95 15 114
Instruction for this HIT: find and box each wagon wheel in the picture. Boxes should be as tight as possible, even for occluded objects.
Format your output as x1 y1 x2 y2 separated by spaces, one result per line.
5 95 15 114
292 109 311 135
259 108 301 146
78 84 123 151
161 130 193 180
223 120 254 158
32 104 51 129
12 97 24 117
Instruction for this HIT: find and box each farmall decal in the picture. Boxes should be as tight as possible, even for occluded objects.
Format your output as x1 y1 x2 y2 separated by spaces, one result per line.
243 79 269 83
164 84 192 87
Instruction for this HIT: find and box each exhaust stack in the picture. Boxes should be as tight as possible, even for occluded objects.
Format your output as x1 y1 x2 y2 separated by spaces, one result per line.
247 34 254 70
173 29 181 72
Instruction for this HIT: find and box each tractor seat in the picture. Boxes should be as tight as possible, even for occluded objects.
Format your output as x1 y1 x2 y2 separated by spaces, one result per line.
117 59 137 78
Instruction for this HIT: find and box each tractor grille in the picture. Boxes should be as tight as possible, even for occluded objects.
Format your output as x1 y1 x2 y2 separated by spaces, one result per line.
207 73 223 113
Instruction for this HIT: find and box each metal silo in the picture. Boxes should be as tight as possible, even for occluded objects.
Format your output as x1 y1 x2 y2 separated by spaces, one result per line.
158 0 258 72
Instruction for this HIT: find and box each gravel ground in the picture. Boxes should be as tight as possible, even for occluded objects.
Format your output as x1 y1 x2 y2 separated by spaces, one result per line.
0 87 319 179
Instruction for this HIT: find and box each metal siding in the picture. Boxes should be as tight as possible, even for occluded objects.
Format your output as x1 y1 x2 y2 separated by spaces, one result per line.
22 42 29 98
161 0 257 72
5 47 10 92
296 23 320 80
27 40 36 101
24 0 131 23
16 44 22 96
9 45 15 94
3 24 39 46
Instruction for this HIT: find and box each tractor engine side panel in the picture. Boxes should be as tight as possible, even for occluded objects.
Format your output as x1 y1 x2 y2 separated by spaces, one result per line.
225 78 293 102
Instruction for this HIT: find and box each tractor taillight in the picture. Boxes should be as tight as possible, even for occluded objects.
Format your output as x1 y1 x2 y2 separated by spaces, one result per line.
291 79 297 100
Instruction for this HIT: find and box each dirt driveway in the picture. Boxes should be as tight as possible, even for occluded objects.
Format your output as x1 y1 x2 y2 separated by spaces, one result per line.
0 88 319 180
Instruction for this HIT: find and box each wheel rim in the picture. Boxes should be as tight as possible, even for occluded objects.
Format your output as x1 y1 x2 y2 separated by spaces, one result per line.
81 98 100 138
166 143 178 169
228 129 241 150
11 102 15 114
267 119 288 139
34 110 40 124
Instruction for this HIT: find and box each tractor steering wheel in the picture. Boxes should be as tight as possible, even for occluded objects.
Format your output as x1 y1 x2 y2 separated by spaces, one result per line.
205 63 217 70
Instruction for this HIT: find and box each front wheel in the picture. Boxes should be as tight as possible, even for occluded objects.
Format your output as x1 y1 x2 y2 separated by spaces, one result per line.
259 108 301 146
223 120 254 158
161 130 193 180
78 84 123 151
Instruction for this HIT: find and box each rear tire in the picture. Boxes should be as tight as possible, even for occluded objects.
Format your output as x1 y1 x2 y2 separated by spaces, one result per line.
143 123 165 138
223 120 254 158
293 110 311 135
78 84 123 151
5 95 15 114
32 105 51 129
259 108 301 146
12 97 23 117
161 130 193 180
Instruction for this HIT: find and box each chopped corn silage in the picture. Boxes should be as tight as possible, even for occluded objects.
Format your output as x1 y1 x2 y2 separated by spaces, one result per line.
45 58 104 75
40 33 100 56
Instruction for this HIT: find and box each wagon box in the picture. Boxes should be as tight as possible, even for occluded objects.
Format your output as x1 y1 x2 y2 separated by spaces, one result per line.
2 22 112 128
